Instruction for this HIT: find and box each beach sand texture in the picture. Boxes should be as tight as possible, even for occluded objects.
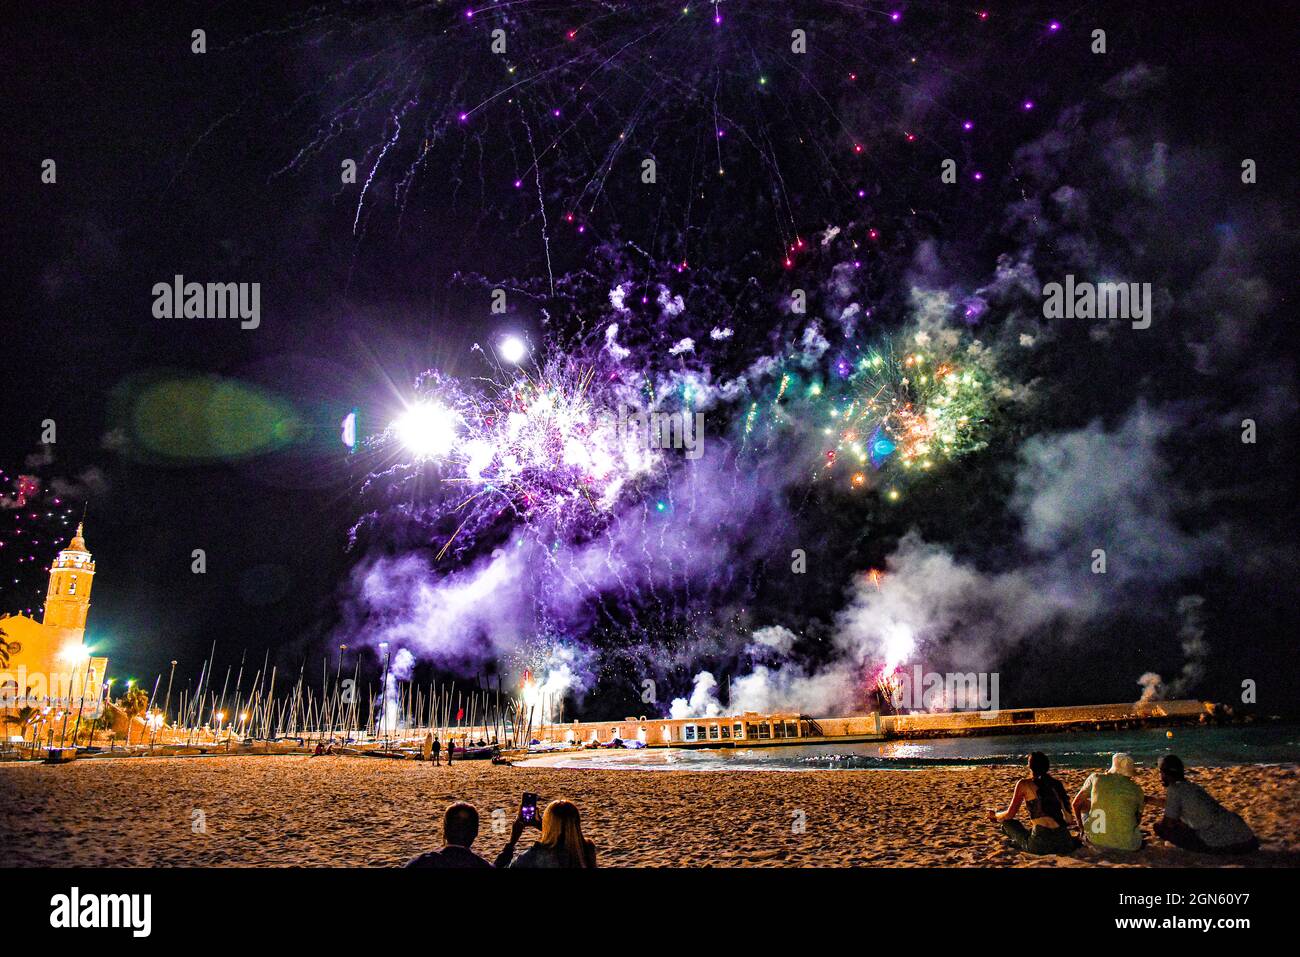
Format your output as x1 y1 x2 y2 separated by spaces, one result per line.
2 756 1296 867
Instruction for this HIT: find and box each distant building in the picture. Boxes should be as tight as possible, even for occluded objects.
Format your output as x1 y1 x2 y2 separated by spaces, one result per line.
0 523 108 717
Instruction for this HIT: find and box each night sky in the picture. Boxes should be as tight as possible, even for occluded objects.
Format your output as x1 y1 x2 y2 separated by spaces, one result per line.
4 1 1297 717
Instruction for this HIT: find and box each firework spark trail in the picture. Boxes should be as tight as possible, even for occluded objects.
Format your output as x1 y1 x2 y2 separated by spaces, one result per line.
518 111 556 296
166 104 250 196
238 0 1029 280
354 110 405 234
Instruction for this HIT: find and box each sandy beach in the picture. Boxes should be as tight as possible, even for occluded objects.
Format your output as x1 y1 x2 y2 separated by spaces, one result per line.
2 755 1297 867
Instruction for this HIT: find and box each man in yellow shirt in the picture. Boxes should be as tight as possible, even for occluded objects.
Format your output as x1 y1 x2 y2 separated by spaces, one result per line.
1072 752 1145 852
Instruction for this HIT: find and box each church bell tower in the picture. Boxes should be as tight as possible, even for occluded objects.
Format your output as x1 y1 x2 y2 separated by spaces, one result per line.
43 522 95 632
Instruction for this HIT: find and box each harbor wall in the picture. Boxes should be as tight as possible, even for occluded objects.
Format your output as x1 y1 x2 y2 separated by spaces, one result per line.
526 700 1213 749
881 698 1209 737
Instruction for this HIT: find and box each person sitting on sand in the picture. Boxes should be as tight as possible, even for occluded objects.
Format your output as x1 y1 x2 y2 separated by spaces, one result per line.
405 802 516 868
988 751 1079 856
1072 752 1144 852
1150 755 1258 855
510 799 597 868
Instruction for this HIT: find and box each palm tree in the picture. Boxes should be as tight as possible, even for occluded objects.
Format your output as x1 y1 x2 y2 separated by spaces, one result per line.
81 712 113 746
121 686 149 745
21 705 37 739
0 626 11 669
4 705 37 748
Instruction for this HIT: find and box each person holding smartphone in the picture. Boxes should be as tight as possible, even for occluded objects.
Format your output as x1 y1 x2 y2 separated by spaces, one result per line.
495 792 541 867
509 798 597 868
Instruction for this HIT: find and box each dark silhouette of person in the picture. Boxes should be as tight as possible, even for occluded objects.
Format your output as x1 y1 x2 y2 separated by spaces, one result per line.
405 803 515 868
1152 754 1258 854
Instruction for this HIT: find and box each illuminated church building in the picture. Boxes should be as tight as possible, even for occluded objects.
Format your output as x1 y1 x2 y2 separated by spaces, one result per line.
0 524 108 713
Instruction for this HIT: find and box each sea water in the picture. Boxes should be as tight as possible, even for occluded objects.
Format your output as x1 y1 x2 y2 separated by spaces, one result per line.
536 723 1300 772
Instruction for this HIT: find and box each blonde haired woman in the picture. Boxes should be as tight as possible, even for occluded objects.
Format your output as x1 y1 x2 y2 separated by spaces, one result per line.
511 799 597 868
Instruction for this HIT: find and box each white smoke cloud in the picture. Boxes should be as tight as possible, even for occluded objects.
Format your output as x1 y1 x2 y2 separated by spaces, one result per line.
797 322 830 365
1013 404 1219 590
49 466 110 501
728 664 859 715
381 647 416 730
658 287 686 317
668 663 859 718
833 534 1059 678
1167 595 1208 697
748 625 797 656
603 322 630 360
349 547 538 669
1137 671 1164 703
524 647 592 722
669 671 724 719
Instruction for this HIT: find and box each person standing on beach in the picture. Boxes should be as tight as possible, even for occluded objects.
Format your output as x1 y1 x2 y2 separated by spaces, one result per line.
988 752 1079 856
1150 754 1258 854
1071 752 1144 852
431 735 441 766
446 738 455 766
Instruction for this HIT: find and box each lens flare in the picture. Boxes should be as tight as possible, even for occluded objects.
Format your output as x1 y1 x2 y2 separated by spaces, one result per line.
394 403 459 459
499 335 528 365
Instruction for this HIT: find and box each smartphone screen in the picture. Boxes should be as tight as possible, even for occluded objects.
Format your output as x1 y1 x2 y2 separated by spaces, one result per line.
520 792 540 823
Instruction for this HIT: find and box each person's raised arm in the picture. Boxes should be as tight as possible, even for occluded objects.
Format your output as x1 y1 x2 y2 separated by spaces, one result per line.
494 816 528 868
